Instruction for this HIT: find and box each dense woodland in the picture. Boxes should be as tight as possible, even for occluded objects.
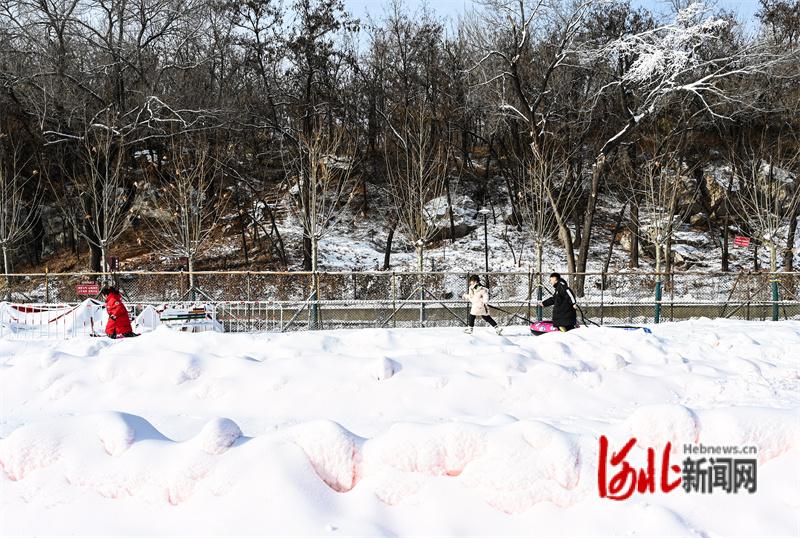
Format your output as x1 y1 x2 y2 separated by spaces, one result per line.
1 0 799 296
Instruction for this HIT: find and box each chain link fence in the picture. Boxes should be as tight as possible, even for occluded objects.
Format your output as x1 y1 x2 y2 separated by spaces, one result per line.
1 271 799 338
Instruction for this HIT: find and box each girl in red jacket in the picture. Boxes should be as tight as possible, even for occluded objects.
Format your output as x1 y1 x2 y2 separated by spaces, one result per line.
101 286 137 338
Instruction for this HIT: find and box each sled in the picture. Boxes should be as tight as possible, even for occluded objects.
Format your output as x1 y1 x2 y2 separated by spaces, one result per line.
529 320 579 335
529 320 651 335
606 325 652 333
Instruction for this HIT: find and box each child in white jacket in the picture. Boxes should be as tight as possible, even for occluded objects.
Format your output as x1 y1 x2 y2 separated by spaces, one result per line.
462 275 502 334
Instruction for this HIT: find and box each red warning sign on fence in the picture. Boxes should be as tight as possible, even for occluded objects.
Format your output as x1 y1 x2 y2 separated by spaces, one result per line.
76 283 100 295
734 236 751 248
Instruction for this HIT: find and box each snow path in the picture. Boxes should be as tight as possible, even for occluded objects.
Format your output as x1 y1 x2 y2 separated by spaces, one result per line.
1 320 798 536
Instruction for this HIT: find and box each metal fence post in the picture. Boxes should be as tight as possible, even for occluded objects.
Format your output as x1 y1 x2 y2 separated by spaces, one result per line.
419 272 425 327
391 271 397 328
670 271 675 322
45 268 50 303
246 272 252 330
771 274 779 321
654 276 662 324
310 272 320 329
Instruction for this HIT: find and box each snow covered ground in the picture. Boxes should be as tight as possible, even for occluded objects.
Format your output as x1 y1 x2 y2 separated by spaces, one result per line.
1 320 799 536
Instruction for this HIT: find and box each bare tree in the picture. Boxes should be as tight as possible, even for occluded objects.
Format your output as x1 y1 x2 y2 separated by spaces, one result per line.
48 124 136 273
384 105 449 272
286 128 358 272
516 141 580 298
0 140 41 286
624 151 698 281
731 135 800 273
517 141 580 317
144 136 229 293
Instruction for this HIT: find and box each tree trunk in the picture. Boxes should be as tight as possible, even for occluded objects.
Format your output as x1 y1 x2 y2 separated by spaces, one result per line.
770 243 778 273
383 225 396 270
89 242 102 273
560 226 577 287
264 201 287 269
665 234 673 275
70 223 76 254
784 207 798 271
575 154 606 296
655 243 662 275
573 220 582 249
722 211 730 272
445 179 456 242
629 201 640 268
361 176 369 217
31 215 44 265
235 190 250 265
603 204 626 289
535 241 544 280
544 182 577 287
302 235 312 271
188 256 195 299
753 243 760 271
3 245 9 300
311 236 318 273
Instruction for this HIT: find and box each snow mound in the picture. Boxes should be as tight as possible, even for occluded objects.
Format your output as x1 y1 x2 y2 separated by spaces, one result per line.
196 418 242 455
0 421 62 480
361 422 488 478
459 421 583 513
290 420 361 492
697 407 800 463
369 356 400 380
624 404 700 450
95 411 138 456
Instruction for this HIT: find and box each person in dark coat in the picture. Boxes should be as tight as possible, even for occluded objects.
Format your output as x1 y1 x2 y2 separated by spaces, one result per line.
102 286 137 338
539 272 577 331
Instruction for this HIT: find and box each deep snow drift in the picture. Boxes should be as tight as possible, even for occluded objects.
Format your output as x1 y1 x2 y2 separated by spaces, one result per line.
1 320 798 536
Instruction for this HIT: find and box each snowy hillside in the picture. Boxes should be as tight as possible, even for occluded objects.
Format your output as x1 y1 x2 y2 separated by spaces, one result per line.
1 321 798 536
255 166 800 275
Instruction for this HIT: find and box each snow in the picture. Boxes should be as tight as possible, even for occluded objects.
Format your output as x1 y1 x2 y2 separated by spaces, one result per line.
760 161 795 185
134 305 161 332
0 300 107 337
424 193 478 225
1 320 798 536
0 301 224 338
670 242 705 261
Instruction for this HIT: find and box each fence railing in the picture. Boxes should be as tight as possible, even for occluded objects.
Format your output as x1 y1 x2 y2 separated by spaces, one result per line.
1 270 799 339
